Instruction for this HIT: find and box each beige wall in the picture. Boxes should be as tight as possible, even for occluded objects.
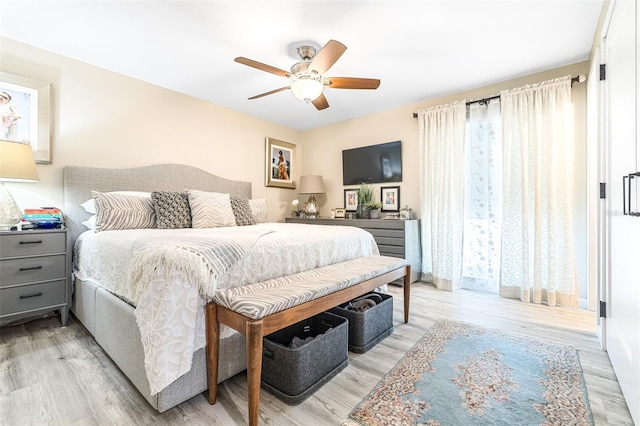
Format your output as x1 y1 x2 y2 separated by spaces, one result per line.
1 37 589 302
1 37 302 221
302 61 590 302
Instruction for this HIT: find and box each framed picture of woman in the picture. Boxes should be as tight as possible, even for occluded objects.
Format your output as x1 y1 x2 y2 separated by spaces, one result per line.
265 137 296 188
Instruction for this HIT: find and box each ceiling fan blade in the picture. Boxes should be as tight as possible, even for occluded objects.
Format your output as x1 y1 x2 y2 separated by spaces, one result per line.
325 77 381 90
312 93 329 110
235 57 290 78
308 40 347 75
248 86 289 100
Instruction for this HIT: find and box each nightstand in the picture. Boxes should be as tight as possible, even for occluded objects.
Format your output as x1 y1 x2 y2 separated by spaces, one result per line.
0 228 70 326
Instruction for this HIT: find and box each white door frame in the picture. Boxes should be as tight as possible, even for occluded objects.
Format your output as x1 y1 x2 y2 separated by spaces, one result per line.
587 47 606 349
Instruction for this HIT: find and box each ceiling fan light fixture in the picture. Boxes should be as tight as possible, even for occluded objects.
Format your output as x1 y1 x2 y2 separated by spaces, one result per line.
290 78 323 103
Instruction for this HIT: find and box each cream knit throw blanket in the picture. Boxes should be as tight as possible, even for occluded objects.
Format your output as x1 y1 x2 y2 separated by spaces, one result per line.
128 228 273 302
128 227 273 394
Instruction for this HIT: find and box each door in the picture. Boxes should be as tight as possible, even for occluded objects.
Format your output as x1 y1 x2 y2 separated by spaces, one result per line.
601 0 640 422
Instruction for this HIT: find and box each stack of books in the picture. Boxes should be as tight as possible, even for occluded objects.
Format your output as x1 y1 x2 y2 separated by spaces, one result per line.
22 208 64 229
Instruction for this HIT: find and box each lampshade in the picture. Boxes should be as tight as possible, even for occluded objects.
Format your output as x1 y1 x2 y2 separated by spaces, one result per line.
290 78 323 103
0 140 39 228
298 175 326 194
0 140 39 182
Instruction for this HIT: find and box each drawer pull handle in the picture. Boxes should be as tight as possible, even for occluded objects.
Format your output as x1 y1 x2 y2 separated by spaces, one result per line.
19 266 43 271
19 240 43 245
19 292 43 299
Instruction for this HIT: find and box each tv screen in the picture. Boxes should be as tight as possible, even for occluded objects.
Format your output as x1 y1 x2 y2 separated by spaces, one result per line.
342 141 402 185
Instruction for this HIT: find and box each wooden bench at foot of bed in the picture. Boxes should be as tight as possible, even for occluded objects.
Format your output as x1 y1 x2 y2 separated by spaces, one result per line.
205 255 411 426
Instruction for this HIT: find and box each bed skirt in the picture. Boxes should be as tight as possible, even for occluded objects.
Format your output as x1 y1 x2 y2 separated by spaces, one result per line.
72 278 247 412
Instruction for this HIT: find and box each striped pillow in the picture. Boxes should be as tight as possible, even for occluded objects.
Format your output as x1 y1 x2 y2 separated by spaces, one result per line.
187 189 237 228
92 191 156 232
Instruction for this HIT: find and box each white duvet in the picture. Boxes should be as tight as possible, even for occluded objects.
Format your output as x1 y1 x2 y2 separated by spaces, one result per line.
73 223 379 394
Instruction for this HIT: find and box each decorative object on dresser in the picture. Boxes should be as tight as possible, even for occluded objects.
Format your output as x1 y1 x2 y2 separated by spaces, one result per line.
381 186 400 212
356 182 374 219
344 188 358 212
285 217 421 283
0 140 39 229
0 228 70 326
367 201 382 219
298 175 325 218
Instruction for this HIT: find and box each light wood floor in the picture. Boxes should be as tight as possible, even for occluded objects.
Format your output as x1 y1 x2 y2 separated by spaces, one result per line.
0 283 634 425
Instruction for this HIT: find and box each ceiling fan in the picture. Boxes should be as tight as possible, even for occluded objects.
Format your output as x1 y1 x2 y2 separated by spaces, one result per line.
235 39 380 111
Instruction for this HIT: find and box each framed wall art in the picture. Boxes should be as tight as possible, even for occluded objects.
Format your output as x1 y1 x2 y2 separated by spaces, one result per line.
265 137 296 189
381 186 400 212
0 72 52 164
344 188 358 211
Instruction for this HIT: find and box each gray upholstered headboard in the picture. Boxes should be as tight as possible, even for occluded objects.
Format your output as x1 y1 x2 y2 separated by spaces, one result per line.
63 164 252 247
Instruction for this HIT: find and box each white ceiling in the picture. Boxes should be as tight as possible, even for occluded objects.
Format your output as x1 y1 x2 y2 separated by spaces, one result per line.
0 1 603 131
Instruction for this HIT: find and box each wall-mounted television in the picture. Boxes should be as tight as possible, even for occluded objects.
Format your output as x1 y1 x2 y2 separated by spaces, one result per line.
342 141 402 185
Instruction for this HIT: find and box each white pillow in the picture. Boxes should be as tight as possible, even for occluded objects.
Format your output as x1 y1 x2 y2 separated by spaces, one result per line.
81 191 151 215
249 198 268 223
81 199 97 215
82 215 96 230
187 189 236 228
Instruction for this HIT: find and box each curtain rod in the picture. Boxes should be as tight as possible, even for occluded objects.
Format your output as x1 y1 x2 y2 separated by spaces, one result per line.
411 74 586 118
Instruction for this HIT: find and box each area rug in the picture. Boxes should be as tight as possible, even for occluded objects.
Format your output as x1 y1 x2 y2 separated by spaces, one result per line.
343 319 593 426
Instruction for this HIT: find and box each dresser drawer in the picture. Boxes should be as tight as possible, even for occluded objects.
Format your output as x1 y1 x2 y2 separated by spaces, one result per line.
0 280 66 316
363 228 405 239
0 232 66 258
378 245 405 256
0 255 66 287
373 236 404 247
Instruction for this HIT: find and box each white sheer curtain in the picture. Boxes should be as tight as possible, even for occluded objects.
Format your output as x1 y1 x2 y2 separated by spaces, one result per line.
418 101 467 291
499 76 578 307
461 100 502 293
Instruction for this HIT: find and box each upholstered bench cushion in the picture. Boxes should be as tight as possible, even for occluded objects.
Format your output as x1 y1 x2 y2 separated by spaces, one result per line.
214 256 407 320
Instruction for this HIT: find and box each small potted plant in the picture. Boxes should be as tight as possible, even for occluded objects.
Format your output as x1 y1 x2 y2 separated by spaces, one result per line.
357 182 374 219
367 201 382 219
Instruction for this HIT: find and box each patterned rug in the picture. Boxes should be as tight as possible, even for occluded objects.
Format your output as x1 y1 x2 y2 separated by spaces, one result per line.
343 319 593 426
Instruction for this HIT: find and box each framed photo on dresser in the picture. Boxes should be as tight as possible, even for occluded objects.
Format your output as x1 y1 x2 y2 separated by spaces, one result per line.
344 189 358 212
381 186 400 212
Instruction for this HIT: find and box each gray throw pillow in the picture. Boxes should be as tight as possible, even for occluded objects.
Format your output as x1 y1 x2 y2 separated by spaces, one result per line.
230 195 256 226
152 191 192 229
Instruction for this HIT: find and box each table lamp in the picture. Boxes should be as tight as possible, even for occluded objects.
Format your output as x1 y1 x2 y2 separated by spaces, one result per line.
298 175 325 218
0 140 39 229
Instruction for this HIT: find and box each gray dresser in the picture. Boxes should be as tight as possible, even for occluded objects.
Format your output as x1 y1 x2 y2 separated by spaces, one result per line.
0 229 70 326
285 218 421 283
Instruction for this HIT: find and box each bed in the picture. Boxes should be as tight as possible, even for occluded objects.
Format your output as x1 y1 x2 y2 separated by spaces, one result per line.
63 164 380 412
